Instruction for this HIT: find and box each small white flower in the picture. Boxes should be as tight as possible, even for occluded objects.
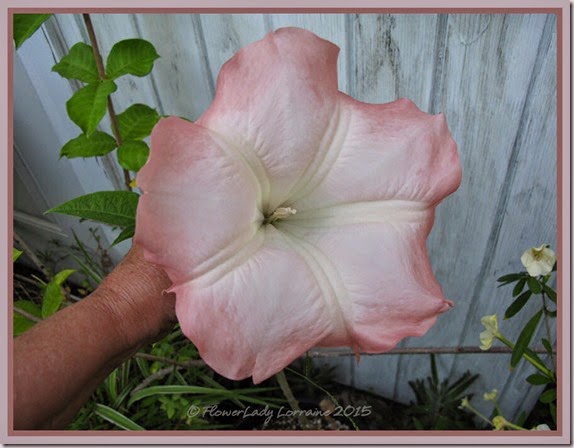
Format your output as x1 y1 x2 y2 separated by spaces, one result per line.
459 397 470 410
521 244 556 277
483 389 498 401
531 424 551 431
479 315 500 350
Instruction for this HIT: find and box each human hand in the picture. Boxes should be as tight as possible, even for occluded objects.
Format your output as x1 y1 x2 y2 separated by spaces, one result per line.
96 243 177 350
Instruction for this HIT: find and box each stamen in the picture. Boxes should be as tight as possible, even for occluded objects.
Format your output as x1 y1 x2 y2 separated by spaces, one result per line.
265 207 297 224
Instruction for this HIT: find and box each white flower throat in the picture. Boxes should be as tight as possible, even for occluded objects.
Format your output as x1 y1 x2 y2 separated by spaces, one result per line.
264 206 297 225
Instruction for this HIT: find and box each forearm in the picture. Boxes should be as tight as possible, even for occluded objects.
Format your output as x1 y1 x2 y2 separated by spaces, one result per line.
13 246 176 430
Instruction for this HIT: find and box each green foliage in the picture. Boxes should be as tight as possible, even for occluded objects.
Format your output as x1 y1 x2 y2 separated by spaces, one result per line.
46 191 139 228
112 226 135 246
13 248 23 262
106 39 160 79
117 104 160 140
510 309 542 369
13 300 41 336
494 249 557 428
42 269 75 318
539 388 556 404
117 141 150 172
66 80 117 135
526 374 553 385
407 355 479 430
52 42 99 83
60 131 117 158
504 291 532 319
13 14 52 48
94 404 145 430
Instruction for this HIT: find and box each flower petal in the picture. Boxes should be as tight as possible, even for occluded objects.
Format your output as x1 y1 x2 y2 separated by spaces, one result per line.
292 95 462 211
173 226 334 383
197 27 340 212
278 204 452 352
135 117 260 284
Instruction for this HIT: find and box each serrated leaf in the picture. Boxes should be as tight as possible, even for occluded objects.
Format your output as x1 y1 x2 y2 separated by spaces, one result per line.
526 374 553 385
512 278 527 297
511 309 543 368
45 191 139 228
14 300 41 336
42 269 75 318
117 141 149 172
539 388 556 404
504 291 532 319
13 248 23 262
106 39 159 79
13 14 52 49
60 131 117 159
542 283 557 303
527 277 542 294
112 226 135 246
94 404 144 431
117 104 160 140
52 42 99 83
66 80 117 135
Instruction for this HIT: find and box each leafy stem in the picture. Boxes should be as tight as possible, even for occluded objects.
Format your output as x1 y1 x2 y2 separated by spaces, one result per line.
82 13 132 191
496 334 553 378
540 281 556 371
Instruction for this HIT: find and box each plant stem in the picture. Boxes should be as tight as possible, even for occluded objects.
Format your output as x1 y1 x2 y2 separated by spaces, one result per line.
540 287 556 371
497 334 553 378
463 401 493 426
502 420 528 431
275 370 311 429
82 13 132 191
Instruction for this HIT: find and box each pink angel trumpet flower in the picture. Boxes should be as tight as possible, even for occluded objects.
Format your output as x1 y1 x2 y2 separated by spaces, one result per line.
135 27 462 384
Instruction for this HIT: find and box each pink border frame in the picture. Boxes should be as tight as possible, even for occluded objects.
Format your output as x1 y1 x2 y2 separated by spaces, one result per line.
2 0 570 444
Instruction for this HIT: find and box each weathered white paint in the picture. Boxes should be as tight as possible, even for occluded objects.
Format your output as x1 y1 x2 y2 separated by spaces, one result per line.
12 13 558 425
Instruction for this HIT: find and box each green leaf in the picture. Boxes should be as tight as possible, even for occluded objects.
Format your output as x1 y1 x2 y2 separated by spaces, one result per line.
106 39 159 79
112 226 135 246
117 104 160 140
46 191 139 228
526 374 553 385
550 402 557 425
497 273 523 283
512 278 527 297
128 385 276 407
539 388 556 404
542 283 557 303
14 300 41 336
117 141 149 172
13 248 23 262
504 291 532 319
94 404 144 431
66 80 117 135
42 269 75 318
52 42 99 83
511 309 543 368
542 338 554 355
60 131 117 159
527 277 542 294
544 308 557 318
13 14 52 49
